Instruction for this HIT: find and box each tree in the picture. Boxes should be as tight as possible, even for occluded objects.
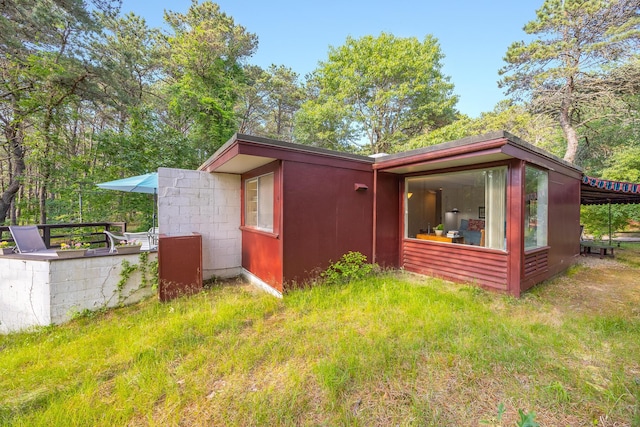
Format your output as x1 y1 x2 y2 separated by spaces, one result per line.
237 65 305 141
407 101 563 155
296 32 458 154
499 0 640 164
0 0 121 225
162 0 257 163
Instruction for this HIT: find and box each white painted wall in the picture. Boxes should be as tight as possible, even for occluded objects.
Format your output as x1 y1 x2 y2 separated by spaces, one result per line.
0 253 156 334
158 168 241 279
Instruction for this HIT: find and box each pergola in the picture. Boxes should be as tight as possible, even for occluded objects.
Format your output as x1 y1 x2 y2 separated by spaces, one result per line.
581 176 640 205
581 176 640 243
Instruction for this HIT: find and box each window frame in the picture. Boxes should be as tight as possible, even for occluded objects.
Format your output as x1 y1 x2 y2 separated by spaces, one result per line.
244 172 275 233
404 165 508 251
523 165 549 251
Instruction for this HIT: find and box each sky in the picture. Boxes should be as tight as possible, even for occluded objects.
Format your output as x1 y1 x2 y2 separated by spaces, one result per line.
121 0 542 118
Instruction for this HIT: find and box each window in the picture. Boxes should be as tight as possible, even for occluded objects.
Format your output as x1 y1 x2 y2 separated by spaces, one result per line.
245 173 274 231
524 166 548 249
405 166 507 250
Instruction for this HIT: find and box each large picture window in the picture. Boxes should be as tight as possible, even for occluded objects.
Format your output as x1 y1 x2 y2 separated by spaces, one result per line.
245 173 274 231
524 166 548 250
405 166 507 250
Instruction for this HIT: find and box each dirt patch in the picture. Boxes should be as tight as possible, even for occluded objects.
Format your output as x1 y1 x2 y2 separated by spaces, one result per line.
532 248 640 318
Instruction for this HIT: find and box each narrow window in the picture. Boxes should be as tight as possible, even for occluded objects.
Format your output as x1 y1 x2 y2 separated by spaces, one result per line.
245 173 274 231
524 166 548 249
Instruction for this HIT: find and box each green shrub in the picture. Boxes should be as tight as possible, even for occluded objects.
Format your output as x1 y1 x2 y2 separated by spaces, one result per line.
320 251 376 285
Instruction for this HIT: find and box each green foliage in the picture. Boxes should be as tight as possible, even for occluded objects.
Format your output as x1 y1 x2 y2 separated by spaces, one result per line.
296 32 457 154
408 101 563 155
481 403 539 426
163 1 258 162
114 253 158 305
516 409 540 427
499 0 640 162
320 251 376 285
581 204 639 239
238 65 305 141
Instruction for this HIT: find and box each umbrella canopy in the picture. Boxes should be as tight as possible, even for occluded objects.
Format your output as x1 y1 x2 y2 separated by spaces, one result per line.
97 172 158 229
96 172 157 194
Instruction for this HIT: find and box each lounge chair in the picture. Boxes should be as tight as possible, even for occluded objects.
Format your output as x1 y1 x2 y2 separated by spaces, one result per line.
9 225 58 255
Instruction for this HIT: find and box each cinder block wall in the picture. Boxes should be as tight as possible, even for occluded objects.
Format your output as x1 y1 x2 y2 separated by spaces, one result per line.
158 168 241 279
0 254 156 334
0 258 51 333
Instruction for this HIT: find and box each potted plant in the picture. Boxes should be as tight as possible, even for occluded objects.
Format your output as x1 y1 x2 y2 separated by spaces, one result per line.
57 241 90 258
116 240 142 254
0 241 15 255
434 223 444 236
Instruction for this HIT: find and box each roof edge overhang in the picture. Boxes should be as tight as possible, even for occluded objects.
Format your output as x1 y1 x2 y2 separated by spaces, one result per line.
373 130 582 176
198 133 374 174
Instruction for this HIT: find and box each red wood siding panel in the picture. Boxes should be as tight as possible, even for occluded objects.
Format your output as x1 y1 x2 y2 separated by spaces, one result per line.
281 161 374 287
375 171 401 267
242 229 283 292
520 170 581 292
403 240 508 291
241 161 283 293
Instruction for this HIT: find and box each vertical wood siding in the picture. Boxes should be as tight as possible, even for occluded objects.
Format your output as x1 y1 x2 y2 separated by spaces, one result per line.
403 239 509 291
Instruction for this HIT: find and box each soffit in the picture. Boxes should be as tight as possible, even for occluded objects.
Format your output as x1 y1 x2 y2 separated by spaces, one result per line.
377 152 511 174
209 154 277 174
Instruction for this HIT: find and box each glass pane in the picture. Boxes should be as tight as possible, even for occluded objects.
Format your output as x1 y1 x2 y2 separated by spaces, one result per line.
524 166 548 249
257 173 274 230
405 166 506 250
245 178 258 227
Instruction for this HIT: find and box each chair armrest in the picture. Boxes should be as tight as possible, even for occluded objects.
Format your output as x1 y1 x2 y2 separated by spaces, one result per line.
103 230 127 253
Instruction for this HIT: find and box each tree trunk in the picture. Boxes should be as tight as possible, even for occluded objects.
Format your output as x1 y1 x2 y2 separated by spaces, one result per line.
0 122 26 224
560 106 579 164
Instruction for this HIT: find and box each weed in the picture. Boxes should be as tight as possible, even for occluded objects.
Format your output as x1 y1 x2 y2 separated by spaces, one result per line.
320 251 376 285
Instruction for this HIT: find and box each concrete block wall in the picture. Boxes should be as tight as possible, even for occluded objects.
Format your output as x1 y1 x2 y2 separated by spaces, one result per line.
0 258 51 333
158 168 241 279
48 253 156 324
0 253 156 334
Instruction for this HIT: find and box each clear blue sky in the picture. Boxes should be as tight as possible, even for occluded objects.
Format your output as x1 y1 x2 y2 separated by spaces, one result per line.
121 0 542 118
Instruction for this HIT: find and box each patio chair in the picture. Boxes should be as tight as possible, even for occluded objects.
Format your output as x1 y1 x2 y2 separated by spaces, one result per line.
103 230 130 253
104 230 154 252
9 225 57 255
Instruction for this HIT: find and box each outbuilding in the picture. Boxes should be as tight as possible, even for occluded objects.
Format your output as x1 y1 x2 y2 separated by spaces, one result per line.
199 131 583 297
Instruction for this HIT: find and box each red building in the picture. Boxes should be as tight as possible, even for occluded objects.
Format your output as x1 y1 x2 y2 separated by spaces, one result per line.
200 131 583 297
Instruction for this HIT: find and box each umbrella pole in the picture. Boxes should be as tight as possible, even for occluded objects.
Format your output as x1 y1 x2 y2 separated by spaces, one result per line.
153 190 157 231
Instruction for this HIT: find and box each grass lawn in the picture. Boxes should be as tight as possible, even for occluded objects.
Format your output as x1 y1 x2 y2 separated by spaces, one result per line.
1 250 639 426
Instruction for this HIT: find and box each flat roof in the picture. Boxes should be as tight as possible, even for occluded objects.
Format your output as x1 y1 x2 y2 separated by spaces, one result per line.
373 130 580 173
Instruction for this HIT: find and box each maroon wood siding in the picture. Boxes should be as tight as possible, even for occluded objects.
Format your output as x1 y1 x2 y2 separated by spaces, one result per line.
374 171 401 267
241 161 283 292
403 239 509 291
507 159 525 296
281 160 374 287
520 169 581 291
242 229 283 292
